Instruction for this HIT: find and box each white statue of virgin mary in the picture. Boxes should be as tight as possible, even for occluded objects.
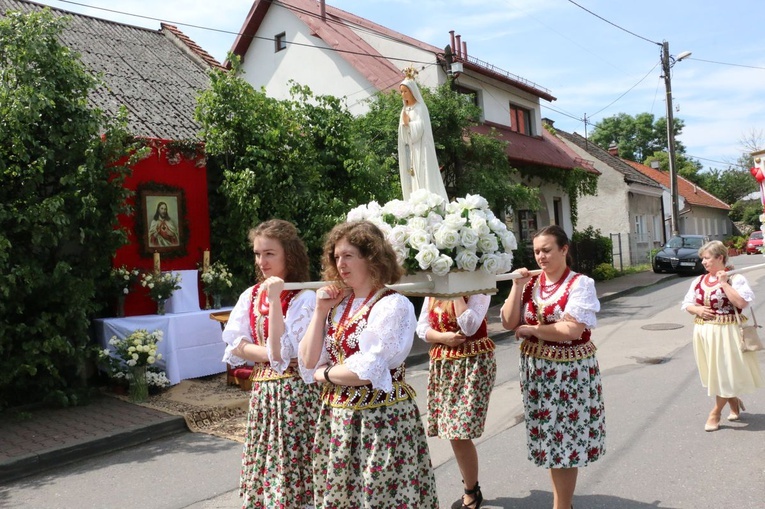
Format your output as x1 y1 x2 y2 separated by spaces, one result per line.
397 68 448 201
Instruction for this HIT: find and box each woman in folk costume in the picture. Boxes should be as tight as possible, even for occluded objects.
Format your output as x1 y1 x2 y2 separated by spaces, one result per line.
222 219 319 509
397 66 449 201
500 225 605 509
416 293 496 509
681 240 763 432
300 220 438 508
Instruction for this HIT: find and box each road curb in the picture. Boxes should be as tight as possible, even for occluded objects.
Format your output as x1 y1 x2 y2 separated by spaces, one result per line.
0 416 187 484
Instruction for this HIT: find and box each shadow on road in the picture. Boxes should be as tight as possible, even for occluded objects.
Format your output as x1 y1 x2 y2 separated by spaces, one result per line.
489 489 679 508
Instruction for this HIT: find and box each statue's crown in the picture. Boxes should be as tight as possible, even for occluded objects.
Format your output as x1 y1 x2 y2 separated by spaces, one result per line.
403 65 418 80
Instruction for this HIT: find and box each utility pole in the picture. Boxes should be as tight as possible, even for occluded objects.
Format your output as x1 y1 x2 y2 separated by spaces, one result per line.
661 41 680 237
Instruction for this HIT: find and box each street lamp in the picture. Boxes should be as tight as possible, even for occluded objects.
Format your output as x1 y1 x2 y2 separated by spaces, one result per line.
661 41 691 237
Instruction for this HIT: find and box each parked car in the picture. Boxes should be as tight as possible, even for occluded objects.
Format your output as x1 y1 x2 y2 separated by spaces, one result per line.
746 231 763 255
652 235 709 274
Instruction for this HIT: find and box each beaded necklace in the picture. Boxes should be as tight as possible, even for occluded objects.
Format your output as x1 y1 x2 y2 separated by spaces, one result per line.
538 267 571 300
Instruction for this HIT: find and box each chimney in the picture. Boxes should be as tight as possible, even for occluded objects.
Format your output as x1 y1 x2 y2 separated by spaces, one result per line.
462 40 468 59
607 142 619 156
320 0 326 20
449 30 456 57
542 118 555 127
455 34 462 58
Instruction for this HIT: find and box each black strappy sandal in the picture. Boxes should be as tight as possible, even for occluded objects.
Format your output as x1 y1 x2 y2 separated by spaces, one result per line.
450 481 483 509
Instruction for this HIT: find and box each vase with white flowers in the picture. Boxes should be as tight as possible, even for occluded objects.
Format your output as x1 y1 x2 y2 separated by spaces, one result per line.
140 271 182 315
99 328 165 402
346 190 517 297
201 260 233 309
109 265 140 316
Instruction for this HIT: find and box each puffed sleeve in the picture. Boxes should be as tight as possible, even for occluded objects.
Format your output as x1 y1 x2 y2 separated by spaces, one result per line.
221 287 254 366
268 290 316 373
415 297 431 341
456 294 491 336
680 276 702 311
344 293 416 392
731 274 755 304
564 276 600 329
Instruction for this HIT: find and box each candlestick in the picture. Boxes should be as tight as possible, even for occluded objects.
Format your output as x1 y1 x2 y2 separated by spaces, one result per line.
203 249 210 272
153 252 161 274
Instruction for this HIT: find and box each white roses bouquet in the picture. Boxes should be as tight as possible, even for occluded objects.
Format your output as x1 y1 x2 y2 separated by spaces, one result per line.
201 261 233 296
347 190 517 276
140 271 182 303
107 329 163 368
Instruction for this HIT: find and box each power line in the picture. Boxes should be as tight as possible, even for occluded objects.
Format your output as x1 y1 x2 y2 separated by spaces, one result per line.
565 0 660 46
52 0 437 66
686 57 765 71
588 61 660 119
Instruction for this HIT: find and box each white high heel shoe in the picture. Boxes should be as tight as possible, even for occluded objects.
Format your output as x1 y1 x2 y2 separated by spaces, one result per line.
727 398 746 421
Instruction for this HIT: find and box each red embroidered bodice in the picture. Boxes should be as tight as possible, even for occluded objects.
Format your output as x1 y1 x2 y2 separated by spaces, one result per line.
248 283 300 346
692 276 742 316
521 273 591 343
325 289 395 363
427 298 494 360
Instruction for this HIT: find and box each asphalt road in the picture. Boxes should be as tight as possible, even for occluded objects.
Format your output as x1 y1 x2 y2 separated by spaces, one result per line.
3 256 765 509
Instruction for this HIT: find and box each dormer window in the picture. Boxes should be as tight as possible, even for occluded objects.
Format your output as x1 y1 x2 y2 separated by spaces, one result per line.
510 103 532 135
275 32 287 52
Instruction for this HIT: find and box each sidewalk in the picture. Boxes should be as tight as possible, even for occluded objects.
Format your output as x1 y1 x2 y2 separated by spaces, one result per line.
0 270 675 484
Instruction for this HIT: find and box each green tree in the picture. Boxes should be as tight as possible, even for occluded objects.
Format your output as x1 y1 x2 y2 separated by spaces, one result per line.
591 112 685 162
0 10 136 409
196 60 393 286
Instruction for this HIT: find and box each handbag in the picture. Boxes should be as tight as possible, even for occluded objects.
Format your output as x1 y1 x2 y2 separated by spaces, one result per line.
733 306 765 353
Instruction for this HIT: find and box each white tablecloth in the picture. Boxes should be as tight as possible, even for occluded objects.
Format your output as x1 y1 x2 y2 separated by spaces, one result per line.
94 307 232 385
165 269 201 314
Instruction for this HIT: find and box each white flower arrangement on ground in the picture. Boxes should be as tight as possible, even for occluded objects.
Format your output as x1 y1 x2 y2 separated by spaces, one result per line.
140 271 182 302
347 189 517 276
201 261 233 296
98 329 170 389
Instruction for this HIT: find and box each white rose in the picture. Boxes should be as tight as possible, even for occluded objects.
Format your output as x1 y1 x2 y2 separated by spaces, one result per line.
148 283 154 289
412 202 430 217
409 188 431 206
132 353 139 361
430 254 454 276
382 199 413 219
424 191 445 210
122 288 129 295
470 216 491 237
500 230 518 251
464 194 488 210
477 234 499 253
127 359 137 367
498 252 514 273
388 225 409 249
415 244 440 270
443 213 467 230
426 211 443 229
156 353 163 360
408 216 428 231
147 356 156 364
460 228 479 250
480 253 502 274
393 246 410 266
346 205 367 222
455 248 479 271
488 217 505 232
408 229 431 250
434 225 461 250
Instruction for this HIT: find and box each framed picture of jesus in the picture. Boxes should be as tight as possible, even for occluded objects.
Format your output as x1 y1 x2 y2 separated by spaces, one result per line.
136 183 188 258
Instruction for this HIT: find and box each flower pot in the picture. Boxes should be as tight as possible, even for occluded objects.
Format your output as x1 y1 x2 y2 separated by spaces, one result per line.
397 270 498 298
128 365 149 403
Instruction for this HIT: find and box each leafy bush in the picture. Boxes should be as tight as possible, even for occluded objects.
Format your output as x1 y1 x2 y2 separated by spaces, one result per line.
592 263 618 281
571 227 613 276
0 11 135 409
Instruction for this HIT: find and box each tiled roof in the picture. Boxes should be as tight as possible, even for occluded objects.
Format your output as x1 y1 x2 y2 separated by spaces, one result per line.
555 130 661 189
470 122 599 173
624 160 731 211
1 0 221 140
231 0 554 98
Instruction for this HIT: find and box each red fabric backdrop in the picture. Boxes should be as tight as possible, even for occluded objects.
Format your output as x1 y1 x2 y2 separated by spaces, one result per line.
115 141 210 316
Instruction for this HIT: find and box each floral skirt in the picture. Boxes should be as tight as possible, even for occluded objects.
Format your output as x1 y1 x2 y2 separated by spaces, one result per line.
240 376 321 509
692 322 764 397
519 353 606 469
427 351 496 439
312 397 438 508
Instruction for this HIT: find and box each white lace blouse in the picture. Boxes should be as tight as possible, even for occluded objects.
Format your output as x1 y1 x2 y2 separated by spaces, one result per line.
309 292 417 393
415 294 491 339
680 273 754 311
221 286 316 373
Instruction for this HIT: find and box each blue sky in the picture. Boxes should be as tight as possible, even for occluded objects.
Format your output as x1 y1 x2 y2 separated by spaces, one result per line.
30 0 765 173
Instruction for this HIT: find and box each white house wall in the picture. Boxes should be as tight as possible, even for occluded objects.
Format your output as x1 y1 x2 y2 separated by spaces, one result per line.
680 207 730 241
240 8 376 114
